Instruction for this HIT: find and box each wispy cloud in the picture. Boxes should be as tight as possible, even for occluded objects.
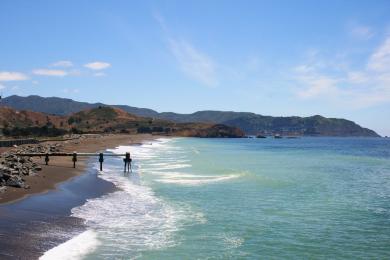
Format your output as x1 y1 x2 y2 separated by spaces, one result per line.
0 71 29 81
153 11 169 34
154 13 218 87
84 61 111 70
367 37 390 71
294 68 339 98
346 71 369 84
293 36 390 108
168 39 218 87
33 69 68 77
51 60 73 67
350 25 374 40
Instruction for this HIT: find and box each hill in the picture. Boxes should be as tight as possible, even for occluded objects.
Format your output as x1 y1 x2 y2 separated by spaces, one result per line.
0 106 244 138
0 95 158 117
0 107 68 137
0 95 380 137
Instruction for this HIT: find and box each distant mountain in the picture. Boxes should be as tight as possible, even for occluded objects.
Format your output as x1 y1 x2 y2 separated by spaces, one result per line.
157 111 379 137
0 95 158 117
0 95 380 137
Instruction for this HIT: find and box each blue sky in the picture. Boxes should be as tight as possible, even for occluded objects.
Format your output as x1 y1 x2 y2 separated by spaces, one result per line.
1 0 390 135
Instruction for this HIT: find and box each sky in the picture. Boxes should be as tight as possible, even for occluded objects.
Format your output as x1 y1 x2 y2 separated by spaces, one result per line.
0 0 390 135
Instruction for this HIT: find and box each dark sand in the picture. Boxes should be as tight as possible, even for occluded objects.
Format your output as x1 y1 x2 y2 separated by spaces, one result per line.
0 162 116 259
0 134 161 259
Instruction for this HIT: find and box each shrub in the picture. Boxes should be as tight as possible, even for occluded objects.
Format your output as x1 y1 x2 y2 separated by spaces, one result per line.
137 126 152 133
3 126 67 137
152 126 164 132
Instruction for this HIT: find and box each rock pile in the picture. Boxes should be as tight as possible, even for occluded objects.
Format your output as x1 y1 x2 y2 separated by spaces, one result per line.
0 143 63 192
15 143 63 154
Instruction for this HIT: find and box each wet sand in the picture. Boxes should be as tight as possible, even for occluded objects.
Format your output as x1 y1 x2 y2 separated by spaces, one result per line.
0 134 158 204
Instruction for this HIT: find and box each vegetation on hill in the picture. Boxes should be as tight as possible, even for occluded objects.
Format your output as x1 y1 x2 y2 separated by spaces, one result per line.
0 106 244 138
0 95 380 137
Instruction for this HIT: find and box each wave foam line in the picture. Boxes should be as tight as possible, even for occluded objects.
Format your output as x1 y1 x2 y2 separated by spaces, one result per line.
40 230 100 260
156 174 241 185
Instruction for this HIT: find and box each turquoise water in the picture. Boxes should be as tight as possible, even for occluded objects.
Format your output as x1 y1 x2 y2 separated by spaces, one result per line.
47 137 390 259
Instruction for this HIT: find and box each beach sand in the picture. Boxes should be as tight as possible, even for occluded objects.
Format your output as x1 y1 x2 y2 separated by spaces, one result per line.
0 134 158 204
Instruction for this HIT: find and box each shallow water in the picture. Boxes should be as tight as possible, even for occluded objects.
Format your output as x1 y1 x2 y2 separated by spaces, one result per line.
43 137 390 259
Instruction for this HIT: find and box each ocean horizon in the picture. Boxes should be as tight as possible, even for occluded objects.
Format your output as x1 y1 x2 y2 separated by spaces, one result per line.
37 137 390 259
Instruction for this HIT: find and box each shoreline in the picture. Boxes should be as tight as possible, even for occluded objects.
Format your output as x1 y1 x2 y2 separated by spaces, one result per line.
0 134 160 205
0 133 163 259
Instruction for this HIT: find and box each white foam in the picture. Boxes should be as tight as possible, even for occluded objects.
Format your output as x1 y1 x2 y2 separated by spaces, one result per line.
156 174 241 185
143 163 192 170
39 230 100 260
149 172 216 178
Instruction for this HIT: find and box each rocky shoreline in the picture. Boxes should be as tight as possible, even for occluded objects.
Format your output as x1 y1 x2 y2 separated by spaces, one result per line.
0 144 63 192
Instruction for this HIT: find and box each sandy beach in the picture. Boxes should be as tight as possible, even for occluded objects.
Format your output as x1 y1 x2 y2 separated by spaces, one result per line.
0 134 158 204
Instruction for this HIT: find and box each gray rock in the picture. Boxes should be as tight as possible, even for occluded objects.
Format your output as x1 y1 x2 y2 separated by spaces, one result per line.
6 175 25 188
0 142 64 189
0 186 6 193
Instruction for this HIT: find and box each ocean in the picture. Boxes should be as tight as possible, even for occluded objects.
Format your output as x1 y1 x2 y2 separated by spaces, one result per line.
41 137 390 259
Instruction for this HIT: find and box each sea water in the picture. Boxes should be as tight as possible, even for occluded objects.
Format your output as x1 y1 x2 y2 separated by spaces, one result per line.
41 137 390 259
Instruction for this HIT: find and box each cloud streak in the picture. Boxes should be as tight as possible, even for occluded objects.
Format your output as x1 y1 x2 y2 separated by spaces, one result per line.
33 69 68 77
84 62 111 70
0 71 29 81
154 13 218 87
350 25 374 40
168 39 218 87
367 37 390 71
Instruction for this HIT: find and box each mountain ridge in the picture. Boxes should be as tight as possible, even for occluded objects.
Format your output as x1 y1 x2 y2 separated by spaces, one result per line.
0 95 380 137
